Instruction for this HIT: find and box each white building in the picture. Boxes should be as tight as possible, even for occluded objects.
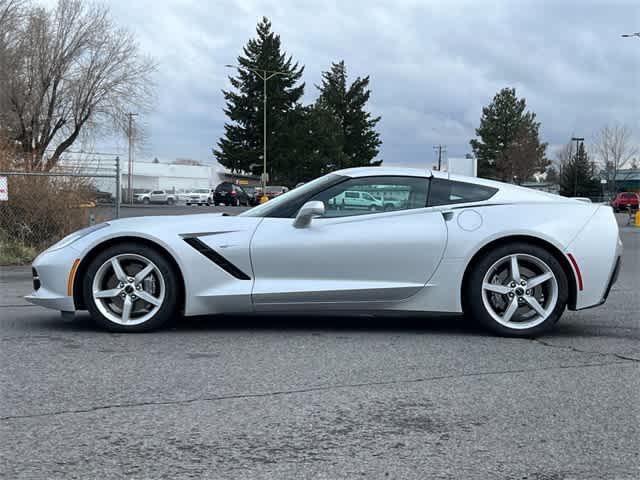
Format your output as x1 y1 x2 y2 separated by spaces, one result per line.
121 161 225 192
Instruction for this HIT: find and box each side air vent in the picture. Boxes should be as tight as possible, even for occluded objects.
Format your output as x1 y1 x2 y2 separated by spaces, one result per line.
183 237 251 280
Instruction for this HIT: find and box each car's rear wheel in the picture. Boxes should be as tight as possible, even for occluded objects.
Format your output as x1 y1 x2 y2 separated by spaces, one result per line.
83 243 178 332
464 243 568 337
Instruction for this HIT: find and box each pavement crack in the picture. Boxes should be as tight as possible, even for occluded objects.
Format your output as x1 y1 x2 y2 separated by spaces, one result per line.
0 360 632 422
612 353 640 363
531 338 640 363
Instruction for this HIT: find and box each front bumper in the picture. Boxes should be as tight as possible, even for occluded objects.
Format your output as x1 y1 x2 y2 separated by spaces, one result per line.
24 246 79 312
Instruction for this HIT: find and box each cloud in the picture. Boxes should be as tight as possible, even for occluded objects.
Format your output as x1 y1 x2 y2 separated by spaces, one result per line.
97 0 639 166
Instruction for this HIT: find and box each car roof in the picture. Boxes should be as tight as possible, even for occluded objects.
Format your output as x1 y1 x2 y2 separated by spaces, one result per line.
332 166 579 204
335 166 432 178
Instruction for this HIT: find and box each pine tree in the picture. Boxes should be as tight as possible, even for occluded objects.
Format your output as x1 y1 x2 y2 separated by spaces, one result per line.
315 61 382 169
294 105 349 183
214 17 304 182
470 88 547 182
560 142 599 197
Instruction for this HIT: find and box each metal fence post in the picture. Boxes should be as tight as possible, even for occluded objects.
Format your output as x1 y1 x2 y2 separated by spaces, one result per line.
115 156 121 219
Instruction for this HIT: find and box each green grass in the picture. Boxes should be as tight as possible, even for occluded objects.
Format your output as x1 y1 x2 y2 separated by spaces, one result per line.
0 238 39 265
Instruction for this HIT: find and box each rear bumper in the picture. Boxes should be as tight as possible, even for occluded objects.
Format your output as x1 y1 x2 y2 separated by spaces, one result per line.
565 206 622 310
602 255 622 303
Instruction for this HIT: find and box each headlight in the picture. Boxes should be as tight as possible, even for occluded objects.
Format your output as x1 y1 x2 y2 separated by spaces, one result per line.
47 223 110 252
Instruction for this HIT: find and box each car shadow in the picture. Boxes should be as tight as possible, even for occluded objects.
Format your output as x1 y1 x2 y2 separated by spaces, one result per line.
28 311 631 339
33 311 489 337
172 312 483 336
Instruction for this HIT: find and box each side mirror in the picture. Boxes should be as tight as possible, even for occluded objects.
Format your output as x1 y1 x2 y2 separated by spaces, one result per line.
293 201 325 228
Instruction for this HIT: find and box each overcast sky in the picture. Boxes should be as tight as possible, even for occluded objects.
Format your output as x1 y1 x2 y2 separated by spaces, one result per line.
92 0 638 167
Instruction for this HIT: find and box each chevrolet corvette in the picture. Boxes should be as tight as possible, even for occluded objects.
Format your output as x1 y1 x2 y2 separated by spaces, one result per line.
26 167 622 336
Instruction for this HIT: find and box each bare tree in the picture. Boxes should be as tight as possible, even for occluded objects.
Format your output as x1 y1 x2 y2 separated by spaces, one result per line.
0 0 156 170
593 124 638 191
498 123 549 184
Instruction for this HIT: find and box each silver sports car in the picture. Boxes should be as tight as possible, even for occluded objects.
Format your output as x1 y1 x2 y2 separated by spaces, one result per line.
27 167 622 337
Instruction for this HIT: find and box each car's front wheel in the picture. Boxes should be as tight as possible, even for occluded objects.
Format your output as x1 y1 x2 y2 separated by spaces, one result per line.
83 243 178 332
464 243 568 337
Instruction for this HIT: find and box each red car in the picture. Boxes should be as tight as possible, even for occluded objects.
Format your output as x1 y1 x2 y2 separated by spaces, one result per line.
611 192 640 212
265 186 289 200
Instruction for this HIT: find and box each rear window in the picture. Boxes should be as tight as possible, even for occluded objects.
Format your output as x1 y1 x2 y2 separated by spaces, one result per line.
216 183 233 192
428 179 498 206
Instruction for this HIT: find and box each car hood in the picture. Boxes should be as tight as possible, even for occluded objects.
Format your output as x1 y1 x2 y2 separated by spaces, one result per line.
69 213 260 256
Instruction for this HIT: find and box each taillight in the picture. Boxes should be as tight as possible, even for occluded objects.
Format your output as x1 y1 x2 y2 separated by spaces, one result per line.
231 191 237 196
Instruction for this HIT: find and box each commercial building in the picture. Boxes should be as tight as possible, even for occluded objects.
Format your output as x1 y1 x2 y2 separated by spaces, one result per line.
120 160 260 194
614 168 640 192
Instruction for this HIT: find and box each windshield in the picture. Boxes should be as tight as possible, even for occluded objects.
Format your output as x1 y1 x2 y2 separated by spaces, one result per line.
240 174 343 218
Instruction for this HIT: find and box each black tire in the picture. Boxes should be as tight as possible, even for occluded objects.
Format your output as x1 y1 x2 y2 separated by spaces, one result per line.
83 243 179 332
463 242 568 337
143 198 150 205
167 198 174 205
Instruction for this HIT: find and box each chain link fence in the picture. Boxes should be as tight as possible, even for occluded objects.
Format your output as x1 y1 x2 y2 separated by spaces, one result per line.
0 153 121 265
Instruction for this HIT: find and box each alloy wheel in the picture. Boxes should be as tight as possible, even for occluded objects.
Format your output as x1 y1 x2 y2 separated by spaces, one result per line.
91 253 166 326
481 253 558 330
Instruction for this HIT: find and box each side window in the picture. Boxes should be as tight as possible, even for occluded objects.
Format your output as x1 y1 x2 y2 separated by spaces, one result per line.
311 176 428 218
152 190 163 195
428 179 497 206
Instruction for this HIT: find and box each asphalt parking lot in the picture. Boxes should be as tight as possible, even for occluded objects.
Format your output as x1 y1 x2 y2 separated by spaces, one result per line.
0 216 638 479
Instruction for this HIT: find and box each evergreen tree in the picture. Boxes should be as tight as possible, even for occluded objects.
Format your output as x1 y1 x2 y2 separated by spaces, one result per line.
560 142 599 197
214 17 304 182
315 61 382 169
470 88 547 181
285 105 347 185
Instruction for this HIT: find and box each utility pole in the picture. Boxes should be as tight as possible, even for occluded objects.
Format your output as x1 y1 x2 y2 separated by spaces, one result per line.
433 145 446 171
115 156 121 219
225 64 290 203
571 136 584 197
127 112 138 205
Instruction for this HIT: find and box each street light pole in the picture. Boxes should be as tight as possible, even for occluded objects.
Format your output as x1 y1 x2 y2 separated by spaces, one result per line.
263 73 267 191
225 64 290 201
571 136 584 197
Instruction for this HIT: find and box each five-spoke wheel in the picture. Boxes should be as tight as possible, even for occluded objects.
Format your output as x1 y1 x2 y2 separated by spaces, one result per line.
465 243 568 336
84 243 178 332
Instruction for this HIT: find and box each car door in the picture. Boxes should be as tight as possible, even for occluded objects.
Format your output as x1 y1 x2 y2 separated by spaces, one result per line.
249 175 447 310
